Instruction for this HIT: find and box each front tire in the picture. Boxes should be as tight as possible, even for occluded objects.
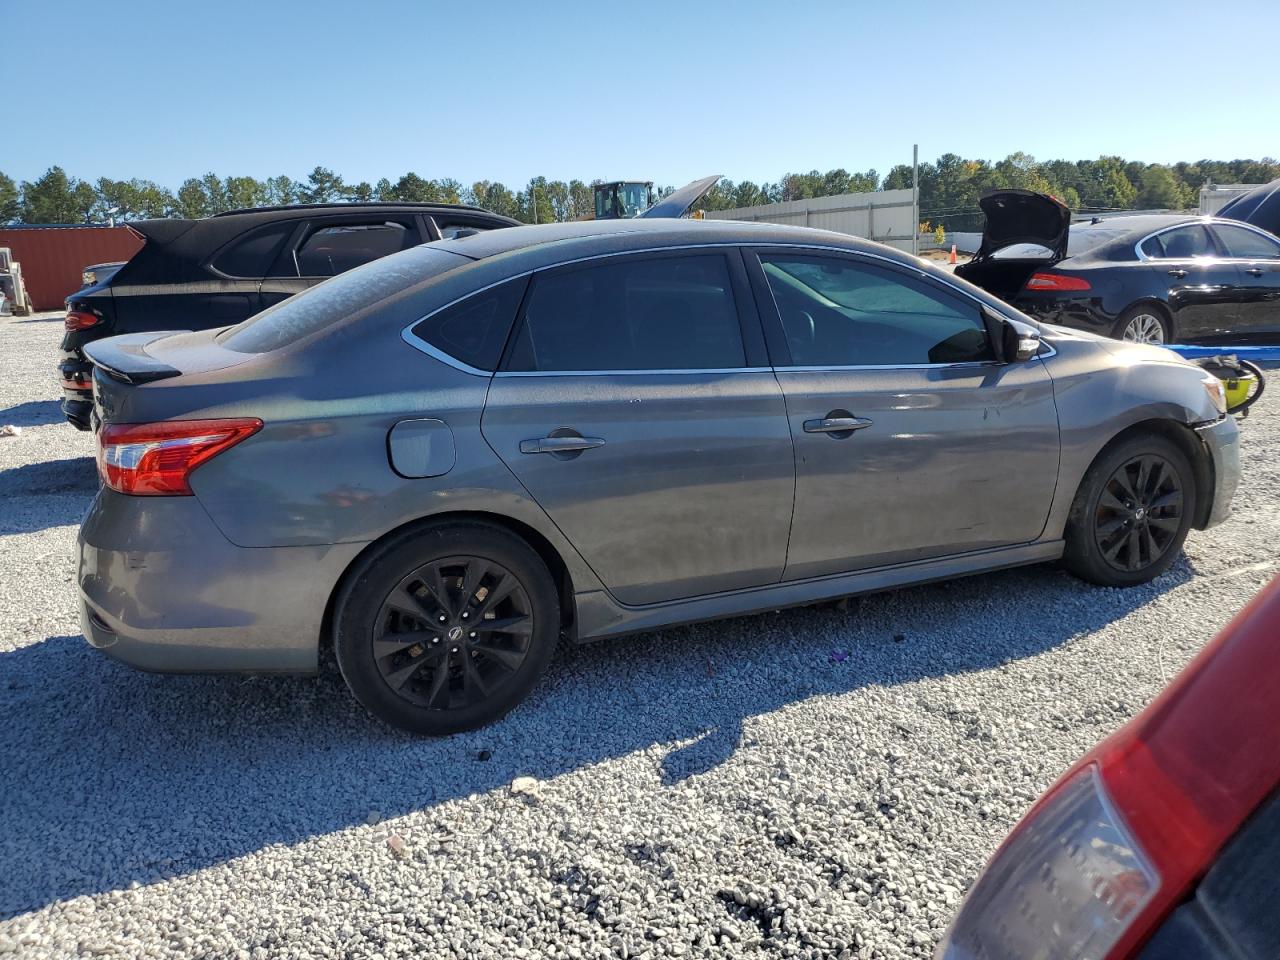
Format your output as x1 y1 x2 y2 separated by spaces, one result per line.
1112 304 1171 344
1062 434 1195 587
334 522 560 734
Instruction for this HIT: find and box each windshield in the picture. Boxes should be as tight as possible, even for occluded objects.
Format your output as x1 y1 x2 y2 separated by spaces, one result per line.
619 183 650 217
218 246 468 353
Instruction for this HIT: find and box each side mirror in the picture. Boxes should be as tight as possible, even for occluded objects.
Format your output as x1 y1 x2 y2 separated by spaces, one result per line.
984 310 1042 363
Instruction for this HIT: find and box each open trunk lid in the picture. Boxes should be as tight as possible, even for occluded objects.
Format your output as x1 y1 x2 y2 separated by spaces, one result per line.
954 190 1073 301
970 189 1071 261
639 175 722 219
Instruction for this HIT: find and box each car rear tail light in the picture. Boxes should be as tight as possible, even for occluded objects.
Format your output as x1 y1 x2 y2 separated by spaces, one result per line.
65 309 101 331
1025 272 1092 292
96 418 262 496
935 766 1157 960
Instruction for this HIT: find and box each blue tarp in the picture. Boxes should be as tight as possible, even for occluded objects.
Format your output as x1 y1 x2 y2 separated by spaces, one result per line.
1165 344 1280 363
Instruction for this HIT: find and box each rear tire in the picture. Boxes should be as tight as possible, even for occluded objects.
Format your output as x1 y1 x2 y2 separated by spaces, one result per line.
1112 304 1171 344
334 521 560 735
1062 433 1196 587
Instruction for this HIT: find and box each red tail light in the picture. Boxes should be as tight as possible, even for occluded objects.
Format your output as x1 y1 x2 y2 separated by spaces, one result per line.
935 576 1280 960
65 310 101 331
1025 272 1092 292
97 419 262 496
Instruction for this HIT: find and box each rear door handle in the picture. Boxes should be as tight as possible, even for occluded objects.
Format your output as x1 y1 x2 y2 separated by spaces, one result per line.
519 435 606 455
1167 269 1188 279
1246 267 1264 277
803 416 874 434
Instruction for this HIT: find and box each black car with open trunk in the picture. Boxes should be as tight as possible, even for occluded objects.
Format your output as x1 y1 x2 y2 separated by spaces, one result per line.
956 189 1280 345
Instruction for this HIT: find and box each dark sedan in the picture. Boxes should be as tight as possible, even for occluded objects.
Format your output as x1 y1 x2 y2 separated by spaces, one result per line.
956 190 1280 344
59 201 521 429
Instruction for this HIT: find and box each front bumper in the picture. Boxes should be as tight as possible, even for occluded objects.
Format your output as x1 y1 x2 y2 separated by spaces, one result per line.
79 488 366 673
1196 415 1241 529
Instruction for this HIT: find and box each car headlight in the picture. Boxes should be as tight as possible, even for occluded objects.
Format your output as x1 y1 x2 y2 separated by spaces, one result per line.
1201 373 1227 416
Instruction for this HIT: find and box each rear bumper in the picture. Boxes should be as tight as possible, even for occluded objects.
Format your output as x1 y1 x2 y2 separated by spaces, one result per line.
1196 415 1240 529
59 353 94 429
78 488 365 673
1013 296 1117 334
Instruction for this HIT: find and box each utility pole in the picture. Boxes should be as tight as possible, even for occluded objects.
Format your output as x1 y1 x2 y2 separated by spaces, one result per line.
912 144 919 257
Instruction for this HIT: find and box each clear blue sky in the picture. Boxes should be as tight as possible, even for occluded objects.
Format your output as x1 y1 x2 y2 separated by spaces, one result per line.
7 0 1277 190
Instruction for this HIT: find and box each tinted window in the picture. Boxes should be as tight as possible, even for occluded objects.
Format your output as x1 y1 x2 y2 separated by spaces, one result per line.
1141 225 1214 259
759 255 994 366
296 222 413 277
1213 224 1280 259
505 255 745 371
210 223 293 278
409 277 527 371
219 247 466 354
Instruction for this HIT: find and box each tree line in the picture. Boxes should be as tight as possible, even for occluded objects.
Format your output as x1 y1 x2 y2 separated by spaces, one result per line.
2 155 1276 231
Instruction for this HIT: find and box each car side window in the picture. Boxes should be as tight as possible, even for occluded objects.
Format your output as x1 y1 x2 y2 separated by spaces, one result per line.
295 222 414 277
1212 224 1280 260
504 254 746 372
409 277 528 372
1141 225 1214 260
758 254 995 366
210 223 293 278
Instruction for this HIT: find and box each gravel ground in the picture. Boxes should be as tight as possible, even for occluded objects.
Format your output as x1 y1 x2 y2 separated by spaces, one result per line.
1 310 1277 959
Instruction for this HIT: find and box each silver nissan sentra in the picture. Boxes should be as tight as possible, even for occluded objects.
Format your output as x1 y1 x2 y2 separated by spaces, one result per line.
79 217 1240 734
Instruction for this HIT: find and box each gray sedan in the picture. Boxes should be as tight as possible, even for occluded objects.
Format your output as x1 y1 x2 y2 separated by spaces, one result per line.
79 218 1240 733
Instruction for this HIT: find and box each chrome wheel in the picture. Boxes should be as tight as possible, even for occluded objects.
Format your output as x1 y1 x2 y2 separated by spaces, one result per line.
373 556 533 710
1121 313 1166 344
1093 454 1183 573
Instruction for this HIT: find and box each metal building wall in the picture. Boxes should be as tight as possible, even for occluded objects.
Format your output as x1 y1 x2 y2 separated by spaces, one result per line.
703 189 918 251
0 226 144 311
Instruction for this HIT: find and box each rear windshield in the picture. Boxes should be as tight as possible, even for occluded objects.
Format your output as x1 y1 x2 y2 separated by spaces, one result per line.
991 224 1136 260
218 246 469 353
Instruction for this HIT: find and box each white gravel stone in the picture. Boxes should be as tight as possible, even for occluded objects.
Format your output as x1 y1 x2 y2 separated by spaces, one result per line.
1 312 1277 958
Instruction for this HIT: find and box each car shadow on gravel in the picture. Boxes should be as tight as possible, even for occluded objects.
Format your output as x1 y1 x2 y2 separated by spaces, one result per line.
0 400 65 427
0 560 1191 917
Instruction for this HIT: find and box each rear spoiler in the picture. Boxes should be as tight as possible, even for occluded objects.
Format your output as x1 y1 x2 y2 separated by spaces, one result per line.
127 218 199 245
83 332 190 384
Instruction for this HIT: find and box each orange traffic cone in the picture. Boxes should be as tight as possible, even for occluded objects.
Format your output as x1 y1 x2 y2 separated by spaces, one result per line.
949 243 958 265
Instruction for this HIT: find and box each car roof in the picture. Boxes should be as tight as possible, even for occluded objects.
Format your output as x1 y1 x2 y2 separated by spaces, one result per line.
212 201 514 220
429 216 898 267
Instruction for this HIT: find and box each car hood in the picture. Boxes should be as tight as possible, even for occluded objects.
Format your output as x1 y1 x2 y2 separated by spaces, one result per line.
640 175 722 219
972 190 1071 261
1215 178 1280 238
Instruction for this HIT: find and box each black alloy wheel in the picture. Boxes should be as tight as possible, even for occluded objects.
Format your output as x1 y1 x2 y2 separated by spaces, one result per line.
374 556 533 710
1092 454 1184 573
1063 433 1195 588
334 522 560 734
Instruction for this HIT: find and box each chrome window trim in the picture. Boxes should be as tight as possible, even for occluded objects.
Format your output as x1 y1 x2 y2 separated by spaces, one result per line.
400 241 1048 376
400 272 534 377
1132 218 1280 262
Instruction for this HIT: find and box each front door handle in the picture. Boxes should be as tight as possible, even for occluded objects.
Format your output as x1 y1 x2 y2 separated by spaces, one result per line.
519 435 606 455
803 416 873 435
1167 268 1188 279
1246 267 1264 277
